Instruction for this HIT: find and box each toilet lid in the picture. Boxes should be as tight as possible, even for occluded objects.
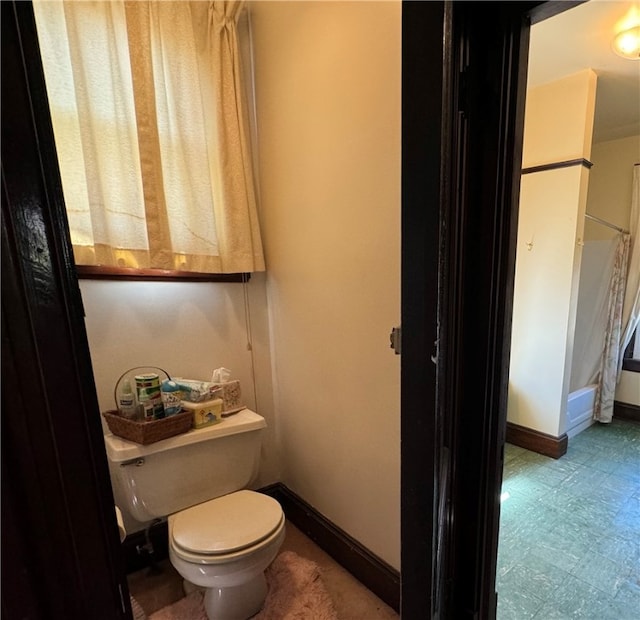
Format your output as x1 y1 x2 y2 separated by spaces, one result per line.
171 490 283 555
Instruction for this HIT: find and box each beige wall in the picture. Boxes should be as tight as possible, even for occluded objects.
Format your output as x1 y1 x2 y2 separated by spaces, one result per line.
586 135 639 241
587 134 640 406
522 70 597 168
508 70 597 436
250 1 401 568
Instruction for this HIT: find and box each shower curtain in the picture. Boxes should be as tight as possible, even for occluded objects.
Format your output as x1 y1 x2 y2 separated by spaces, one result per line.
593 233 630 423
593 165 639 423
570 237 619 393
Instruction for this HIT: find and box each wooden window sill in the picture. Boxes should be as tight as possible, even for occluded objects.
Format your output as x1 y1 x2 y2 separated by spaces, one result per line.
76 265 249 283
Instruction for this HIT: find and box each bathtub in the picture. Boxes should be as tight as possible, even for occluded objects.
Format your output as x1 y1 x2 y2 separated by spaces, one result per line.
566 384 597 438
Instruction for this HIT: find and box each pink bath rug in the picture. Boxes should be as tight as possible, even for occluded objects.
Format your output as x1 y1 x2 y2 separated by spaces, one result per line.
148 550 339 620
148 591 206 620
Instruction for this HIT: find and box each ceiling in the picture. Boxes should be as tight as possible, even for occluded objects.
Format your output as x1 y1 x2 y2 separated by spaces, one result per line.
528 0 640 144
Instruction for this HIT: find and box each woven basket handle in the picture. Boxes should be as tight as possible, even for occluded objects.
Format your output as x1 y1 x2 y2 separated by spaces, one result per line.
113 366 172 409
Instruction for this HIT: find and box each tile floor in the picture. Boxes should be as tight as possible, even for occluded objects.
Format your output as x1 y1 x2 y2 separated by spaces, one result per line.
497 418 640 619
127 521 399 619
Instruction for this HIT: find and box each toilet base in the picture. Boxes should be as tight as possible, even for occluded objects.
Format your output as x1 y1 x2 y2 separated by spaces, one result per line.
203 573 267 620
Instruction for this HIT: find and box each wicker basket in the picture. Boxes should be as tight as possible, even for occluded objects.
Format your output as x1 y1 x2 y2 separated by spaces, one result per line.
104 366 193 444
103 409 193 445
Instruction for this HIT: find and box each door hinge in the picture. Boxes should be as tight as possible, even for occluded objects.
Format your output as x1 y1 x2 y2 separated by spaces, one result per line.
390 326 401 355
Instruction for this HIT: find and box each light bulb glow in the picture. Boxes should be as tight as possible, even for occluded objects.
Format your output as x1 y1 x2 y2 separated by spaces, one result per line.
612 26 640 60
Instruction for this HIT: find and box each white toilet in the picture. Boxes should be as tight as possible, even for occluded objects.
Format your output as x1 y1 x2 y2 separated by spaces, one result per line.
104 409 285 620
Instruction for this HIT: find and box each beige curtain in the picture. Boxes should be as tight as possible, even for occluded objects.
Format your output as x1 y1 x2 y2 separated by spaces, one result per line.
593 233 630 423
33 0 264 273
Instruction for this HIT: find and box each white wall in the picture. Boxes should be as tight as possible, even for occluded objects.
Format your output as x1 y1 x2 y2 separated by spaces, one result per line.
81 275 279 534
250 1 401 569
587 134 640 407
509 167 591 436
508 70 597 437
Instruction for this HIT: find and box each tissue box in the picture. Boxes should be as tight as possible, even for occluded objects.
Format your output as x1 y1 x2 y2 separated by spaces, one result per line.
175 379 220 403
213 380 244 415
182 398 223 429
175 378 244 415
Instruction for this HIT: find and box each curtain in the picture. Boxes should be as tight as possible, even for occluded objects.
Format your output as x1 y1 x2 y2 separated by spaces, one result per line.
33 0 264 273
618 165 640 372
593 233 630 423
569 237 619 393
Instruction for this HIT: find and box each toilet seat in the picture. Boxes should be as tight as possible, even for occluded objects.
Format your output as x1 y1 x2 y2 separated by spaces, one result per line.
170 490 285 565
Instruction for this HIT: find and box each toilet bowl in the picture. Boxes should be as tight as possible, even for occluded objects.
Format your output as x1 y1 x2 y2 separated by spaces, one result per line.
168 490 285 620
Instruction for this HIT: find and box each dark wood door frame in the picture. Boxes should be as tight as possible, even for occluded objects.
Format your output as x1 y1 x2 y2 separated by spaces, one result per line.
400 3 447 616
2 1 582 619
440 5 533 616
401 1 579 618
2 3 131 618
401 2 532 616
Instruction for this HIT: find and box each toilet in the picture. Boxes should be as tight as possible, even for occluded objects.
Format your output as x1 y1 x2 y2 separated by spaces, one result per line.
104 409 285 620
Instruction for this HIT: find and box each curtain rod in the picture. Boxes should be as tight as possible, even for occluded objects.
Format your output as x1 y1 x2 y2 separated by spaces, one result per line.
585 213 629 235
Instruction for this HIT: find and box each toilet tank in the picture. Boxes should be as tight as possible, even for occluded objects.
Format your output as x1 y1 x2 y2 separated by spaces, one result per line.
104 409 266 522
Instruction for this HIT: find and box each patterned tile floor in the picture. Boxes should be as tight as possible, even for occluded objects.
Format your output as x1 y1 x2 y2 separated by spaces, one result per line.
497 418 640 619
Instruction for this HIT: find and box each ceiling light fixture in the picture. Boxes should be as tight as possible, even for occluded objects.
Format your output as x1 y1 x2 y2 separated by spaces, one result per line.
612 25 640 60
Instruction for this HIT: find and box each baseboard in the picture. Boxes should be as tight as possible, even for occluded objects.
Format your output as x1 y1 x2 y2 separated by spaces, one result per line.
122 483 401 614
614 401 640 423
261 483 400 612
506 422 568 459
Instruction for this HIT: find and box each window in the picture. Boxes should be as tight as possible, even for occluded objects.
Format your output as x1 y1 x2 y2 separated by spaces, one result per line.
33 0 264 279
623 327 640 372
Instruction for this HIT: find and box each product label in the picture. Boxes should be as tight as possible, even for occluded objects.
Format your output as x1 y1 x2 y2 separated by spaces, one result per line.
138 386 161 400
119 395 135 407
136 374 163 420
136 373 161 408
141 400 155 421
135 374 160 393
141 397 164 420
162 390 182 416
